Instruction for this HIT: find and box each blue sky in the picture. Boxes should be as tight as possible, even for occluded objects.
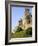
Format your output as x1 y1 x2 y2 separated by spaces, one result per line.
11 7 32 29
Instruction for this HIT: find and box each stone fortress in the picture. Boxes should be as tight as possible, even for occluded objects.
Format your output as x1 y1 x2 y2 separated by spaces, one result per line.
18 8 32 30
12 8 32 33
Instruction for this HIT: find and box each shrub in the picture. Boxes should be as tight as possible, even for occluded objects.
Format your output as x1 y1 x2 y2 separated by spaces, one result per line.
25 27 32 37
16 26 23 32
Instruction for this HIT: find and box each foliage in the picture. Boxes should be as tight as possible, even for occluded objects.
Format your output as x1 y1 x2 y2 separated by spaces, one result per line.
11 27 32 38
16 26 23 32
24 27 32 37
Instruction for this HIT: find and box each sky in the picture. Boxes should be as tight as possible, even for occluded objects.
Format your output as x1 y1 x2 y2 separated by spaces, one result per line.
11 7 32 30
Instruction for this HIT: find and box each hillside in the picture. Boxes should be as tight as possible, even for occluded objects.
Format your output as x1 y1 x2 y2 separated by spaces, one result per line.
11 27 32 38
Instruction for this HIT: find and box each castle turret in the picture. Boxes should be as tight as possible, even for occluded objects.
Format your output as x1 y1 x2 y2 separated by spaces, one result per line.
18 8 32 30
24 9 32 24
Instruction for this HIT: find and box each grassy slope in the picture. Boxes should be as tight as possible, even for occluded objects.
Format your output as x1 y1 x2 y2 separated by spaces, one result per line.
11 27 32 38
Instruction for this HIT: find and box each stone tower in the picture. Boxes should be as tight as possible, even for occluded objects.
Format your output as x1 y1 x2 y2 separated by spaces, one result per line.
18 8 32 30
24 9 32 24
23 9 32 29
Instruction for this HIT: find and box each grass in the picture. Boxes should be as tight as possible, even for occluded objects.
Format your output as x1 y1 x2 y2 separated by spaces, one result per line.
11 27 32 38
